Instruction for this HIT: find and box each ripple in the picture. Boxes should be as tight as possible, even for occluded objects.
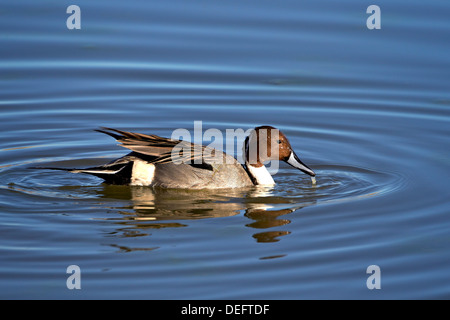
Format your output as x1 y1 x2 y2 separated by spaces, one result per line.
0 157 403 219
271 164 403 206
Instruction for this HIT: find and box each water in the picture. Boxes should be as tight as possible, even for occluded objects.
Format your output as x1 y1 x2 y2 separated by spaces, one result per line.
1 0 449 299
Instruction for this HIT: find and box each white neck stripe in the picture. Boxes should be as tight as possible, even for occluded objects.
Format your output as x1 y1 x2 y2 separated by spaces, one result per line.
246 163 275 186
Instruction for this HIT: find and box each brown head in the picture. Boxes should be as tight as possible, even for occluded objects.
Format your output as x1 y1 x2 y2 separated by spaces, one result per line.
244 126 315 176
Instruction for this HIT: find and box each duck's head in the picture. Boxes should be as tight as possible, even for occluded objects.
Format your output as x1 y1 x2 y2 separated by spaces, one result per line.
245 126 316 177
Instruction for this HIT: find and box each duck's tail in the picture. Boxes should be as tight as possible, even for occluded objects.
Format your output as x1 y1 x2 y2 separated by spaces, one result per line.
30 161 133 185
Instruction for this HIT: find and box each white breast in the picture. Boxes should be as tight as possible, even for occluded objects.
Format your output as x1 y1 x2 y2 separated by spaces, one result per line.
246 164 275 186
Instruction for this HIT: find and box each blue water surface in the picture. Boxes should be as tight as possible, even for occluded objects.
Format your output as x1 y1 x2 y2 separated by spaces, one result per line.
0 0 449 299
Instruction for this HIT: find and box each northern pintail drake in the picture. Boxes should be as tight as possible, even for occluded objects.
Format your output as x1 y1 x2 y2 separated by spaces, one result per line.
40 126 315 189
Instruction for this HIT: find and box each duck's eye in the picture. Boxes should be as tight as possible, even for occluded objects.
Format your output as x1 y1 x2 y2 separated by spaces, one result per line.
277 139 282 144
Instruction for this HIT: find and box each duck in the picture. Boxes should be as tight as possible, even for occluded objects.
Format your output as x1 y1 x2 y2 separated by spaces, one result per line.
38 126 315 189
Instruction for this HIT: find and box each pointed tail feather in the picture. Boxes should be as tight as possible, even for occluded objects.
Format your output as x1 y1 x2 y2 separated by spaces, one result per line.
30 162 133 185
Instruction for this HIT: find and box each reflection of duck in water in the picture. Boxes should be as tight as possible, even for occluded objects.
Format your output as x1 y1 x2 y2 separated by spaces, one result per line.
98 184 316 244
126 186 247 220
244 193 316 243
38 126 315 189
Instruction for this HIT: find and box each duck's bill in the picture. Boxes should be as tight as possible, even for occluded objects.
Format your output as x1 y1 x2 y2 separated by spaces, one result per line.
286 152 316 177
